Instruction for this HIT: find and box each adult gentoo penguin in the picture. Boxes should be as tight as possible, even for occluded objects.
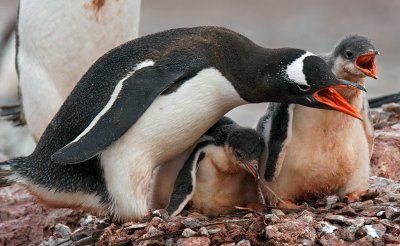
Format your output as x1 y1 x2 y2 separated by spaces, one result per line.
257 35 378 207
14 0 141 141
0 27 365 221
166 117 264 217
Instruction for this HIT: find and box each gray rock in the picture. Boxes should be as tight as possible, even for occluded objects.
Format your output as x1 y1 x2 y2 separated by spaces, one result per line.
325 195 340 209
325 215 354 226
385 206 400 220
147 226 162 236
236 239 251 246
177 237 210 246
182 228 197 238
271 209 285 217
199 226 209 237
264 214 280 223
53 224 71 238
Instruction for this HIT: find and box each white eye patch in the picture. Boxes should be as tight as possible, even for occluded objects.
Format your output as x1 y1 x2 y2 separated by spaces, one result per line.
285 51 315 86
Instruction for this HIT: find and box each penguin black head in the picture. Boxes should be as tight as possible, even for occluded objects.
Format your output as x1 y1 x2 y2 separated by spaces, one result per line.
225 128 265 180
259 50 366 119
330 35 379 80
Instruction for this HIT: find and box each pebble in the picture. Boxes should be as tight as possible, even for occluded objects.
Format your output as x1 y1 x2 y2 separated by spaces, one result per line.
182 228 197 238
271 209 285 217
53 224 71 238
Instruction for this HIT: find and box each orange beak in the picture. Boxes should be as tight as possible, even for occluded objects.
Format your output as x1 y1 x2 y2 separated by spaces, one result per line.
313 85 363 120
354 51 378 79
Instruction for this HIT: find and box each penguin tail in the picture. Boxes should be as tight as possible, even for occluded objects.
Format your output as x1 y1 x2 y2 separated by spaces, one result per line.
0 104 26 126
0 157 26 187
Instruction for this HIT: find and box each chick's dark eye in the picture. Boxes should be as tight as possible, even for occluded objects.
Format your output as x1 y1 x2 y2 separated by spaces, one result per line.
235 150 242 158
345 50 354 59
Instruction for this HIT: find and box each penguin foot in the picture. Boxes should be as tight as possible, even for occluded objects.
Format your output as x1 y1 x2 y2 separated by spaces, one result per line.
277 200 301 209
343 190 366 203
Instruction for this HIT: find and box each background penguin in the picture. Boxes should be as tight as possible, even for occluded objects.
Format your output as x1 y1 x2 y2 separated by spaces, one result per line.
0 27 366 221
369 92 400 108
166 117 264 217
257 35 379 207
13 0 141 141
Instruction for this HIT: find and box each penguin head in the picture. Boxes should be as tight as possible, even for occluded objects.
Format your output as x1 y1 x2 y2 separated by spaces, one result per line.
225 128 265 180
331 35 378 80
261 51 366 119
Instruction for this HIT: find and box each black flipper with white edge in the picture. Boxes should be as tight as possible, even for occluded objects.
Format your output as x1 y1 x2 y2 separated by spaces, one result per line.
166 140 212 216
51 65 200 164
256 103 294 181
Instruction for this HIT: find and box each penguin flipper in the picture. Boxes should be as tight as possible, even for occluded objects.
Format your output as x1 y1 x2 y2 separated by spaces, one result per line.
166 143 209 216
256 103 294 181
361 94 374 158
51 65 199 164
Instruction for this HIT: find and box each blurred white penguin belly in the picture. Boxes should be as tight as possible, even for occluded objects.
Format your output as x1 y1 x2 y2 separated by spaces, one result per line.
269 104 370 202
100 68 246 220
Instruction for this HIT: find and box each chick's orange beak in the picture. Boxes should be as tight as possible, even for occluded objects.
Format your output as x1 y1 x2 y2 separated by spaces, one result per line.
313 85 363 120
355 51 378 79
243 160 260 180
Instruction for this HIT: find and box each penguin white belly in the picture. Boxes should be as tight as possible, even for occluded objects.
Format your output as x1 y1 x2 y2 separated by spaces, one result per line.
268 104 370 202
18 0 140 141
101 68 246 220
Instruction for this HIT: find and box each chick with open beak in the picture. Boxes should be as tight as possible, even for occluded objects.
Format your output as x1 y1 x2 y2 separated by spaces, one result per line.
258 35 378 208
166 117 265 217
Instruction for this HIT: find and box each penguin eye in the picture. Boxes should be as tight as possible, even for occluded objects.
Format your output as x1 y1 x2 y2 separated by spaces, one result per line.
297 84 311 92
235 150 243 158
345 50 354 59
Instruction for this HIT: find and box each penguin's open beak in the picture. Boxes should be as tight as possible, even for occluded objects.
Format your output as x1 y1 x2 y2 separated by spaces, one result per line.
243 160 260 180
312 81 366 120
354 51 379 79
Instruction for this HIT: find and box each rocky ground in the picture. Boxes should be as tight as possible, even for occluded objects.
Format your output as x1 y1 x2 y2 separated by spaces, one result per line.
0 104 399 246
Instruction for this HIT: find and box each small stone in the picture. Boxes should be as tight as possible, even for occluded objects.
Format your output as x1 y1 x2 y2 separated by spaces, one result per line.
165 238 174 246
365 225 379 238
353 217 365 228
53 224 72 238
149 217 165 228
382 233 400 244
376 211 385 217
350 236 373 246
271 209 285 217
325 215 354 226
371 224 386 237
318 222 338 234
385 206 400 220
372 238 385 246
124 222 148 231
299 213 313 224
374 197 387 204
166 221 183 232
199 227 209 237
177 237 210 246
236 239 251 246
319 234 347 246
325 195 340 209
182 228 197 238
182 218 203 227
264 214 280 223
243 213 254 219
152 209 169 220
146 226 162 237
207 227 222 234
336 206 358 217
337 226 357 241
